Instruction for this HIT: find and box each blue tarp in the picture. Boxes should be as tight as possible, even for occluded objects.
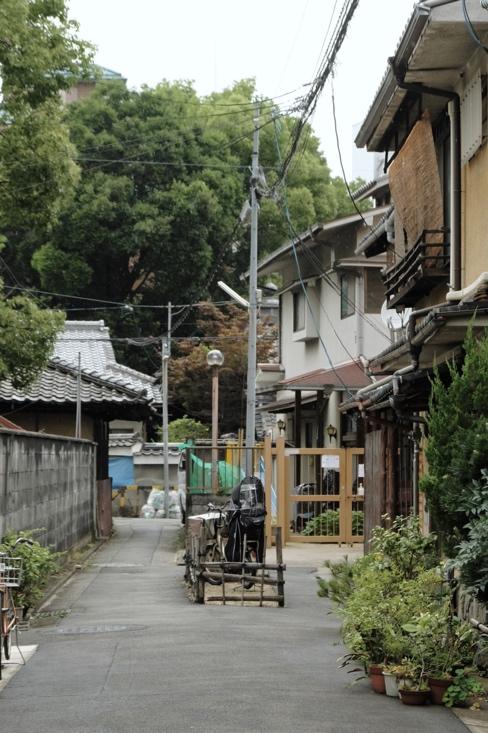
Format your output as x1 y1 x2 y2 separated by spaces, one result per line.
109 456 134 488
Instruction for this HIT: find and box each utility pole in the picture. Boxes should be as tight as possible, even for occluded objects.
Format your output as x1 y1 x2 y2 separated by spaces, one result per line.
245 104 260 476
162 302 171 516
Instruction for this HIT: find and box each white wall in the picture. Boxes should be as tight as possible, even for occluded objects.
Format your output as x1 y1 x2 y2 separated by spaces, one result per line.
280 273 389 380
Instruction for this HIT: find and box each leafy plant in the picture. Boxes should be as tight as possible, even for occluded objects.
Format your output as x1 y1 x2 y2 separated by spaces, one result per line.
369 515 438 579
167 416 209 442
450 470 488 602
0 530 62 613
302 510 363 536
442 669 484 707
316 556 357 605
402 605 477 680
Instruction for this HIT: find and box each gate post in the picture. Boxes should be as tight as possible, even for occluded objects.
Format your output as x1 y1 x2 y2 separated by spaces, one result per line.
276 436 287 544
264 436 273 549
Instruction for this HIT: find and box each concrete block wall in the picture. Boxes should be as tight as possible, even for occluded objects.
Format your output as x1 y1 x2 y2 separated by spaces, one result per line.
0 430 96 551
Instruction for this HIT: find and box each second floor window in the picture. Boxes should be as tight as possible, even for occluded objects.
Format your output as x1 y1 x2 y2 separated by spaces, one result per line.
340 274 355 319
293 291 305 331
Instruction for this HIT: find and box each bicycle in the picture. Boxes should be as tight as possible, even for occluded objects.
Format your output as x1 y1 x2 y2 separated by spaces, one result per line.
0 537 33 679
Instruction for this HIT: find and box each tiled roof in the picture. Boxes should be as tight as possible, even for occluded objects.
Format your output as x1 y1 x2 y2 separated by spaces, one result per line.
279 361 372 390
136 443 181 457
54 321 160 403
0 359 151 405
109 433 141 448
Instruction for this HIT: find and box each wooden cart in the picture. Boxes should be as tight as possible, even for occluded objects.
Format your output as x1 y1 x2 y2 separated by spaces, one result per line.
184 508 285 606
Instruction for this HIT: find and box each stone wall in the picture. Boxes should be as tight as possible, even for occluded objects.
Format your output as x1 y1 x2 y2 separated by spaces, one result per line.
0 429 96 551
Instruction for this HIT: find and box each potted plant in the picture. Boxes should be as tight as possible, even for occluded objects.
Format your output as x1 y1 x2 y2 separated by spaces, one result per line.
396 660 431 705
404 605 479 704
442 669 484 708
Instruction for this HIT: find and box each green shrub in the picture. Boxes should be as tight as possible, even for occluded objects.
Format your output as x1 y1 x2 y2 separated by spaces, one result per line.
442 669 484 707
0 529 62 613
302 509 363 537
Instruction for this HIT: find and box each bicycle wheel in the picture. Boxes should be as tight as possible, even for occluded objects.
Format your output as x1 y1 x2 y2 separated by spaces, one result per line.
2 590 14 660
205 544 223 586
3 626 11 660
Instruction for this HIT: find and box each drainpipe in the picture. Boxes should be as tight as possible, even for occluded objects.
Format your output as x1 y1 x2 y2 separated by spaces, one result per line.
355 364 415 398
418 0 459 8
391 64 462 292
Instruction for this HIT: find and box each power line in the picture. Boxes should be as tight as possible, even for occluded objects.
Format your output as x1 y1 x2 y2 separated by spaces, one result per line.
2 283 247 312
275 0 361 188
272 116 355 396
462 0 488 54
329 77 405 263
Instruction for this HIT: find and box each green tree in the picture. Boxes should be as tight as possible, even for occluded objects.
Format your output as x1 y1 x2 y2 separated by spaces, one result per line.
0 284 64 388
169 302 276 435
0 0 86 386
421 328 488 551
11 80 363 353
0 0 92 238
167 417 209 443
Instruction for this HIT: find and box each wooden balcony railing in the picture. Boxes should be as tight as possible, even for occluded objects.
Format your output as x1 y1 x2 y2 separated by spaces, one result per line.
382 228 450 308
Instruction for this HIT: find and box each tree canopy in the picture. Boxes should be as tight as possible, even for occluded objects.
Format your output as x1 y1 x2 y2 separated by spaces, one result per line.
0 0 92 235
4 76 366 381
22 78 362 304
168 302 276 435
0 0 90 386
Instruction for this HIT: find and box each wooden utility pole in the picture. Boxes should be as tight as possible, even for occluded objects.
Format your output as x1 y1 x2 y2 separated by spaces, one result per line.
245 103 260 476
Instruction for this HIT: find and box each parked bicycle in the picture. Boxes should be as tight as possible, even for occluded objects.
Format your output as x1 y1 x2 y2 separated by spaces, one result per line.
0 537 33 678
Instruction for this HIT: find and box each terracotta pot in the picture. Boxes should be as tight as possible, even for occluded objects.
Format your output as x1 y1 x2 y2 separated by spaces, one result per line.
399 688 430 706
428 677 452 705
369 665 386 694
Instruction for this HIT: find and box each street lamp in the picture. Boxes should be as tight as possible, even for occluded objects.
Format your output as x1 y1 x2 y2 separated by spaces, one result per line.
207 349 224 491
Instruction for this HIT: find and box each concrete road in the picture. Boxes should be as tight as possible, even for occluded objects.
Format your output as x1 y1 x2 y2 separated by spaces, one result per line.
0 518 469 733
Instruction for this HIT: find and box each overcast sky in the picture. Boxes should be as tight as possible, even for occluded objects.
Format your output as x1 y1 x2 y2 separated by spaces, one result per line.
67 0 416 180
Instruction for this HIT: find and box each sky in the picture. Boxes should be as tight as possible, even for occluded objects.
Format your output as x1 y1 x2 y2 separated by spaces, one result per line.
67 0 416 180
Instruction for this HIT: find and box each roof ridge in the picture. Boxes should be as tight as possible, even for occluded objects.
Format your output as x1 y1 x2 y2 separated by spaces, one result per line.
49 358 147 398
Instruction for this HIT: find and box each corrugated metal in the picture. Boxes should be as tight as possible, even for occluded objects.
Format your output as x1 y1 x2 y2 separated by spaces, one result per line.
461 71 482 166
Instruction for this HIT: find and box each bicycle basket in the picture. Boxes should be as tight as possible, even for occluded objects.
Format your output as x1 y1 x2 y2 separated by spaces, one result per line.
0 556 23 588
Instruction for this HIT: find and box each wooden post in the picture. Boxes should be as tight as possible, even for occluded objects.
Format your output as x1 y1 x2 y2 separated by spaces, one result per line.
294 390 302 485
264 436 273 549
275 526 285 607
276 436 287 544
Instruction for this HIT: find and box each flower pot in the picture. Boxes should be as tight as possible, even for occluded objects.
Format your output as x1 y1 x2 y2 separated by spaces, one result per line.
428 677 452 705
369 665 386 694
383 671 399 698
399 688 430 706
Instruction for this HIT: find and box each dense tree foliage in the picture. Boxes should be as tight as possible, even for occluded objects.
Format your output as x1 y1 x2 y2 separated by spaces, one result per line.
168 303 276 435
0 282 64 388
0 0 90 385
0 0 92 234
421 329 488 554
20 79 362 303
4 77 365 384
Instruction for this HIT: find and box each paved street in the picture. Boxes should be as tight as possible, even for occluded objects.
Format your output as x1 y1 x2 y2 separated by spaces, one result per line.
0 519 469 733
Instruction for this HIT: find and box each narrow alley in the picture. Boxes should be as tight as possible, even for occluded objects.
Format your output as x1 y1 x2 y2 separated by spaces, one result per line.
0 519 470 733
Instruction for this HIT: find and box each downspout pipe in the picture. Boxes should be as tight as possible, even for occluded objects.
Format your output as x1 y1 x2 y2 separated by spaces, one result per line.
418 0 459 9
390 63 462 292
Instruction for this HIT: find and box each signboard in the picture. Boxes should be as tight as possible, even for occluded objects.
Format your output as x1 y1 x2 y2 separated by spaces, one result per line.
321 454 340 470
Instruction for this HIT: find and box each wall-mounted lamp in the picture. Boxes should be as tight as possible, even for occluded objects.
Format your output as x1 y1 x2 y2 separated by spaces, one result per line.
276 418 285 435
326 424 337 443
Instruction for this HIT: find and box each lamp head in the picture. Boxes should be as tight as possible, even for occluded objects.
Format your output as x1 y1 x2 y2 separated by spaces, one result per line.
326 424 337 442
207 349 224 368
